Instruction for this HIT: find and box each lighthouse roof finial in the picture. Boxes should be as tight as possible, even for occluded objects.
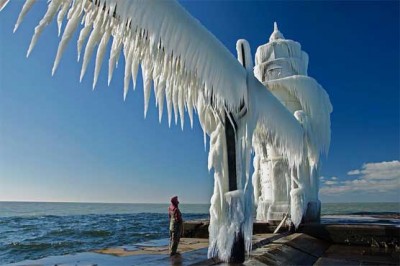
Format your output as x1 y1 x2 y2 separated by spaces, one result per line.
269 21 285 42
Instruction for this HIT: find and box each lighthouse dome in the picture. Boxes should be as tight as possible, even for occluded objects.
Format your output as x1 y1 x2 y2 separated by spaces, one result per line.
255 22 309 82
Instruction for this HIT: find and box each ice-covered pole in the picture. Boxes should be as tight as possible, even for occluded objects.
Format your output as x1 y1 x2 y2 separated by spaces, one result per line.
220 39 253 263
224 111 245 263
219 40 251 263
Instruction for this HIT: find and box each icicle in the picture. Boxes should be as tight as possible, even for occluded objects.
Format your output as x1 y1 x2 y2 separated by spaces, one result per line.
52 0 84 76
0 0 10 12
153 78 160 107
79 11 104 82
290 186 304 228
66 0 83 20
165 82 173 127
130 29 143 90
13 0 36 33
131 57 139 89
172 83 179 125
196 96 208 150
27 0 63 57
150 51 163 100
142 65 152 117
187 91 194 128
156 79 166 123
114 43 123 68
178 85 185 130
56 0 72 36
77 22 92 62
152 49 164 92
93 26 111 89
123 40 134 100
77 3 98 62
108 27 123 85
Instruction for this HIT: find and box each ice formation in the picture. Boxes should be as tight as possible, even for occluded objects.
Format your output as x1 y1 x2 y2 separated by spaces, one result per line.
0 0 10 12
2 1 331 262
252 22 332 227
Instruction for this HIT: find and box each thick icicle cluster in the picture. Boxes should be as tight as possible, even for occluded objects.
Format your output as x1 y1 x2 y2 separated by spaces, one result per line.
206 109 256 262
9 0 248 128
249 75 304 168
266 76 332 163
206 39 304 261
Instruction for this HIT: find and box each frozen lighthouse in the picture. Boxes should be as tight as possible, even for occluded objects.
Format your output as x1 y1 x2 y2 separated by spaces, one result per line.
252 23 332 226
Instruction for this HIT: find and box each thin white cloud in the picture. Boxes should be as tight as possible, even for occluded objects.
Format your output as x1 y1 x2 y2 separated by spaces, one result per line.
324 180 338 185
347 161 400 180
320 160 400 195
347 169 360 175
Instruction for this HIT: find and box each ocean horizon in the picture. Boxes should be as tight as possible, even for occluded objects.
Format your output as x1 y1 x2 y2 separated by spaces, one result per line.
0 201 399 264
1 200 399 215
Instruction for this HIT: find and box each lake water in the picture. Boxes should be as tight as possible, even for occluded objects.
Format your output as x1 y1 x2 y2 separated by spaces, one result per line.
0 201 399 264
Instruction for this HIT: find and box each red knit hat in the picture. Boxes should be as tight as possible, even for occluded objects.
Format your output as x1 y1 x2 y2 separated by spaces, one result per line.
171 196 179 205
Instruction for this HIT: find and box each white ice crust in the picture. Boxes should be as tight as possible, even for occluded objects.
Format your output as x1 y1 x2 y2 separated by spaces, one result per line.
2 1 332 261
252 23 332 228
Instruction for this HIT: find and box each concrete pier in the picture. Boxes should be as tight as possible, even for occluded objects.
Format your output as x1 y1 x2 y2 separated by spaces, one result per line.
6 221 399 265
94 220 400 266
185 221 399 265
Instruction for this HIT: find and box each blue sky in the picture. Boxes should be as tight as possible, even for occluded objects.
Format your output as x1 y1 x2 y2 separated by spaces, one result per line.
0 1 399 203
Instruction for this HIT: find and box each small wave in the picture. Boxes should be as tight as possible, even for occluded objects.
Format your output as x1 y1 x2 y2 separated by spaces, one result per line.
7 241 76 251
0 211 209 264
81 230 112 237
46 228 77 237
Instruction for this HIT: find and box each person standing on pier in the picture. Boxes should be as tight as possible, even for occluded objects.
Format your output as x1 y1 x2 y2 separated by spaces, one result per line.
168 196 183 256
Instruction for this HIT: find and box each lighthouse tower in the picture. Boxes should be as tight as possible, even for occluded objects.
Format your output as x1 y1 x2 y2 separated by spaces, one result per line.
252 23 332 226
